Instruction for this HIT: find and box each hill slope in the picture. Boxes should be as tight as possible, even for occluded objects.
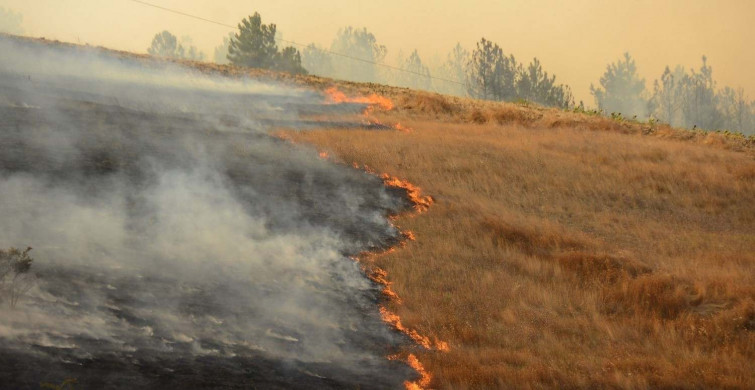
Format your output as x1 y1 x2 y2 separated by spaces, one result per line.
285 86 755 389
5 34 755 388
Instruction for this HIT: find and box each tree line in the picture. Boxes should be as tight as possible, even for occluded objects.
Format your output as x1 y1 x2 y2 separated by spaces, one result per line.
591 53 754 134
146 11 753 135
148 12 573 109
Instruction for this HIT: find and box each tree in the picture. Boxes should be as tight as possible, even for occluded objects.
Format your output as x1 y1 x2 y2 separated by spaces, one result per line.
681 56 721 130
717 87 753 134
591 53 647 118
0 7 24 35
396 49 431 91
275 46 307 75
227 12 305 74
301 44 334 77
330 26 386 83
227 12 278 69
649 65 686 126
0 247 35 308
649 58 754 134
148 31 184 59
148 31 205 61
179 36 205 61
466 38 517 101
213 33 235 64
435 43 469 96
517 57 574 108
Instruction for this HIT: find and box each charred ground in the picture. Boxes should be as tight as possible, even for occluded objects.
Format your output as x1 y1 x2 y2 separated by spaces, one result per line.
0 35 419 389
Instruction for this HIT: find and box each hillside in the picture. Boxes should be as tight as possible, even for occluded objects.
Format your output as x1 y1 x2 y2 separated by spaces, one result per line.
3 34 755 389
282 64 755 389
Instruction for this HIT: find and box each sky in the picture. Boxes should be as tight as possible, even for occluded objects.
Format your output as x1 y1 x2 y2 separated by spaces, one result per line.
2 0 753 103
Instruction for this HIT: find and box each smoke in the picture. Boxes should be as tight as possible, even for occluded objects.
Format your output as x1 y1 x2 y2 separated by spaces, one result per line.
0 36 414 388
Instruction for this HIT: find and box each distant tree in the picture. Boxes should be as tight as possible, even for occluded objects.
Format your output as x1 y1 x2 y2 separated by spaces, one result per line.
436 43 469 96
680 56 721 130
590 53 647 118
650 59 753 134
330 26 386 83
213 32 235 64
466 38 517 101
649 65 686 126
517 57 574 108
301 43 334 77
275 46 307 75
179 36 205 61
0 247 35 308
396 49 431 91
148 31 204 61
0 7 24 35
717 87 753 134
148 31 184 59
227 12 305 74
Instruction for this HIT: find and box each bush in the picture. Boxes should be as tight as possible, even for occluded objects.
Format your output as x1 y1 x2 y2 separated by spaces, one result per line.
0 246 35 308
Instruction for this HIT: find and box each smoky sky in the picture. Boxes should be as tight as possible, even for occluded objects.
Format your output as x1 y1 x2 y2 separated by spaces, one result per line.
0 36 415 389
2 0 754 102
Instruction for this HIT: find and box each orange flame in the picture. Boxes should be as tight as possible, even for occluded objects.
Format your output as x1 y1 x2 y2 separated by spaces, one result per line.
380 173 434 213
318 151 329 160
369 268 402 304
404 354 432 390
379 307 447 351
394 123 412 133
324 87 394 112
347 161 446 388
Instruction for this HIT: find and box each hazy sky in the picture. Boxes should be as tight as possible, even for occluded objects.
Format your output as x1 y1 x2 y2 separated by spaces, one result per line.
2 0 753 103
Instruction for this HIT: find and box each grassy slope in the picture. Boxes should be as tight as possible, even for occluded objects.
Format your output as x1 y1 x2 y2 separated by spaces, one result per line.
9 35 754 388
286 101 755 388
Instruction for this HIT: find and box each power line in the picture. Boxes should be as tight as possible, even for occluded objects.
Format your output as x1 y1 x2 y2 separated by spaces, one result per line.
126 0 465 86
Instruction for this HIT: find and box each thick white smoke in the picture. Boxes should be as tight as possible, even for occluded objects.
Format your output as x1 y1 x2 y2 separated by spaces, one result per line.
0 35 414 388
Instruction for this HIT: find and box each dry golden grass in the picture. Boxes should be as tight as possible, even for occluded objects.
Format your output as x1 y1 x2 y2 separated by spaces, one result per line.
285 108 755 388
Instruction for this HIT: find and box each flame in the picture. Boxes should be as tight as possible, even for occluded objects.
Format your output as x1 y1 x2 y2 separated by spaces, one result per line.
380 173 434 213
394 123 412 133
405 354 432 389
379 307 451 351
318 151 329 160
369 268 402 303
351 163 433 213
324 87 394 112
403 231 416 241
324 87 410 132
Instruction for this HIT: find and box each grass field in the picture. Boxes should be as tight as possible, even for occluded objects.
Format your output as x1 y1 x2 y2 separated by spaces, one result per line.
285 95 755 389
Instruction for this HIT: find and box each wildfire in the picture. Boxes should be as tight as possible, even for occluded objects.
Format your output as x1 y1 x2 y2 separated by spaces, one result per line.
405 354 432 390
324 86 394 113
380 173 434 213
369 268 402 304
394 123 412 133
323 87 411 132
379 307 448 352
318 151 329 160
388 353 433 390
310 152 443 389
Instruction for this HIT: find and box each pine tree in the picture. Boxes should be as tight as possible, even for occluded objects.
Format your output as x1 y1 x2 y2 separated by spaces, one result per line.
227 13 305 74
590 53 647 118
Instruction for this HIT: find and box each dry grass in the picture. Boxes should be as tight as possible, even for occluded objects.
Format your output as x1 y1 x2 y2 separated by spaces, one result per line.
285 110 755 388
